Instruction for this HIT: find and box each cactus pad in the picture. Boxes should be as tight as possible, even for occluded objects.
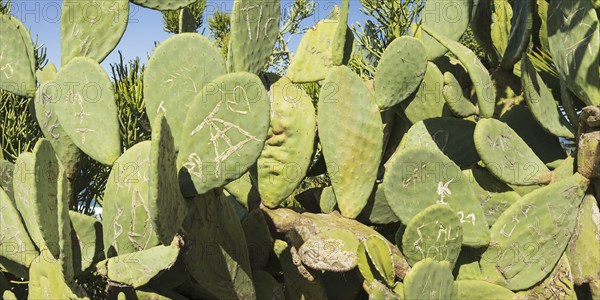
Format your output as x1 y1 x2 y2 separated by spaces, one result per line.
490 0 513 57
256 77 316 207
230 0 280 74
547 0 600 106
56 170 74 279
0 16 36 97
360 183 399 225
319 186 337 214
403 258 456 299
455 280 514 299
0 160 14 203
0 187 37 279
521 54 575 138
374 36 427 110
13 139 60 258
402 204 463 268
421 25 496 118
442 72 478 117
296 227 359 272
178 72 270 196
364 235 395 286
96 238 181 288
178 7 196 33
182 190 255 299
144 33 226 148
332 0 352 66
51 57 121 165
149 115 187 245
500 0 533 70
103 141 159 256
474 118 552 185
566 195 600 285
286 20 338 83
398 117 479 168
69 211 103 275
60 0 129 65
28 249 87 299
384 147 490 246
480 173 588 291
369 280 399 300
242 209 273 270
419 0 472 60
463 168 520 225
318 66 383 218
224 172 260 209
130 0 194 10
514 255 576 299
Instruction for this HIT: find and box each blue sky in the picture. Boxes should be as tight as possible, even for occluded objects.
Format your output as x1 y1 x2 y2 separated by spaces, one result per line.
9 0 367 71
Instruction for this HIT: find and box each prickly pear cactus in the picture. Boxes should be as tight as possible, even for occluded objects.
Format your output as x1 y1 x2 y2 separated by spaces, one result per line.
455 280 514 299
69 211 103 275
566 195 600 285
28 248 88 299
0 16 36 97
418 0 472 60
50 57 122 165
318 66 383 218
403 258 456 299
60 0 129 65
178 72 270 196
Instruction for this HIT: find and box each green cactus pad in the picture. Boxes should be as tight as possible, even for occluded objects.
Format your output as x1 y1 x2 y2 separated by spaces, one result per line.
297 228 359 272
357 242 376 285
500 105 566 165
374 36 427 110
500 0 533 70
319 186 337 214
69 211 103 275
242 209 273 270
0 187 37 279
384 147 490 246
130 0 194 10
548 0 600 106
419 0 472 60
318 66 383 218
178 7 196 33
0 16 36 97
28 249 88 299
96 238 181 288
253 270 282 300
421 25 496 118
403 258 456 299
480 173 588 291
567 195 600 285
398 117 479 168
50 57 121 165
332 0 352 66
442 72 478 117
490 0 513 57
34 64 82 175
256 77 316 207
276 242 328 299
149 115 187 245
402 204 463 268
286 20 338 83
60 0 129 65
514 255 576 299
183 190 255 299
178 72 270 196
521 54 575 138
144 33 226 148
454 248 484 281
103 141 159 256
463 168 520 225
56 170 74 280
230 0 280 74
0 160 15 203
474 118 553 185
397 62 451 124
224 172 261 209
13 139 60 257
364 235 395 286
551 156 576 182
360 183 399 225
369 280 400 300
455 280 514 299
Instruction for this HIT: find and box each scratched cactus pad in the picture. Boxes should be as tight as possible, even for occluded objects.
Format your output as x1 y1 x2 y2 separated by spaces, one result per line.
12 139 60 258
286 20 339 83
403 258 456 299
144 33 226 148
149 115 187 245
474 118 553 185
479 173 589 291
0 16 36 97
401 204 463 268
178 72 270 196
60 0 129 65
566 195 600 285
318 66 383 218
50 57 121 165
384 147 490 246
102 141 159 256
230 0 280 74
0 187 38 278
256 77 316 207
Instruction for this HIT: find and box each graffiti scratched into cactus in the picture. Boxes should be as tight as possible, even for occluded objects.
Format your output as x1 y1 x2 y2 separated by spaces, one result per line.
0 0 598 299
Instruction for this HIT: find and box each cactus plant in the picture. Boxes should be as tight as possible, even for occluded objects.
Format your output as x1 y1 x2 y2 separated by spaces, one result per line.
0 16 36 97
403 258 456 299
